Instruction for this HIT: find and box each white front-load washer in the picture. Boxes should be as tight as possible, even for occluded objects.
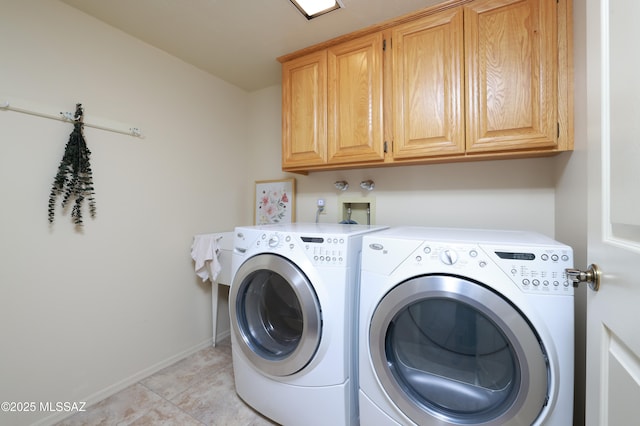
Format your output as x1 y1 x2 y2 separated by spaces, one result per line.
230 223 387 426
358 227 574 426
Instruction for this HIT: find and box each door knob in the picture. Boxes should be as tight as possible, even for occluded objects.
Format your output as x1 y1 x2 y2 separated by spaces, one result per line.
565 264 601 291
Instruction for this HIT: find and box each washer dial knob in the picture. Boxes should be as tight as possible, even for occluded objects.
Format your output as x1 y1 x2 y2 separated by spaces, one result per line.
440 249 458 265
268 235 280 248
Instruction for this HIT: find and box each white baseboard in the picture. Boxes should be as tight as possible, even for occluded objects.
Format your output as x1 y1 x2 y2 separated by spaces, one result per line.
214 328 231 344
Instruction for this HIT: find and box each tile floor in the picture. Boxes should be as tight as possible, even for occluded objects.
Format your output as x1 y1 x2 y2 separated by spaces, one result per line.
55 338 278 426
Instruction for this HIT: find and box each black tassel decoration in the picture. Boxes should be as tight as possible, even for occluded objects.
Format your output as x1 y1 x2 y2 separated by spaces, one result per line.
48 104 96 226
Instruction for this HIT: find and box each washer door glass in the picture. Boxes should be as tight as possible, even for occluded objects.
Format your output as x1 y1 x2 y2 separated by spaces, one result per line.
231 253 321 377
370 275 548 425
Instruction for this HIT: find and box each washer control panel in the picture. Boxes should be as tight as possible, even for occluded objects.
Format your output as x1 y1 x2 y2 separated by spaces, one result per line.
254 232 349 266
302 235 347 266
413 242 573 294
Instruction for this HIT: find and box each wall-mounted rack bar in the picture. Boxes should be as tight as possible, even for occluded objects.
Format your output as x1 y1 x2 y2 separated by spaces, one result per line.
0 98 143 138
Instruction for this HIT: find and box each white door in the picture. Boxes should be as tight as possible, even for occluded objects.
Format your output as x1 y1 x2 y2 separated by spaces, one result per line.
585 0 640 424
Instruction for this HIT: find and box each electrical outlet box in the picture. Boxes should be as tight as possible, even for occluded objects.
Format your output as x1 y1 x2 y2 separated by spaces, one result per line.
338 197 375 225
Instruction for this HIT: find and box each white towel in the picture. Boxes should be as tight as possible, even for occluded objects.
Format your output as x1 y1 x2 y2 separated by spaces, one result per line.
191 233 223 282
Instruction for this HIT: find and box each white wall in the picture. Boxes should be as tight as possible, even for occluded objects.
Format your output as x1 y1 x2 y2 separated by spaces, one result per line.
555 1 588 424
0 2 250 425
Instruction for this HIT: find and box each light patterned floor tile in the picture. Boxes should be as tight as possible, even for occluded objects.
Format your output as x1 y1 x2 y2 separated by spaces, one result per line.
56 383 164 426
55 339 278 426
127 400 204 426
140 342 232 400
170 364 277 426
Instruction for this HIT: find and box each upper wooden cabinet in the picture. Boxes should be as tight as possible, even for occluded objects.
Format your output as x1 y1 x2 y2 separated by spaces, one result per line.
327 32 385 164
279 0 573 173
281 33 385 170
464 0 559 153
281 50 327 168
391 7 465 159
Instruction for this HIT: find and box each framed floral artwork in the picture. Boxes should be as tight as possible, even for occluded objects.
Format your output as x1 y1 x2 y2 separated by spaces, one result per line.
254 178 296 225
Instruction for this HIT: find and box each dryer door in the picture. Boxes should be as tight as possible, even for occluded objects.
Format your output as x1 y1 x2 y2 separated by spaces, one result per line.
230 253 321 377
369 274 548 425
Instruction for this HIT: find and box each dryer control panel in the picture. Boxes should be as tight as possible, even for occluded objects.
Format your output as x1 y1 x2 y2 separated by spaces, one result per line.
482 245 574 294
396 241 573 295
362 228 574 295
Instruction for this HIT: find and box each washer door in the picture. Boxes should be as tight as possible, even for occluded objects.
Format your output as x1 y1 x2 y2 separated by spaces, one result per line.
230 253 321 377
370 275 548 425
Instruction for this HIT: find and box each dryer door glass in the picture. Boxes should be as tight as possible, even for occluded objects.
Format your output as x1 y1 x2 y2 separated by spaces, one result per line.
389 298 516 415
370 275 548 425
231 254 322 377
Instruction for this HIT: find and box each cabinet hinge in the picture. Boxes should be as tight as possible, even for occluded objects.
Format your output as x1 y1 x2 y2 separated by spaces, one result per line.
557 122 560 138
383 39 386 51
384 141 389 153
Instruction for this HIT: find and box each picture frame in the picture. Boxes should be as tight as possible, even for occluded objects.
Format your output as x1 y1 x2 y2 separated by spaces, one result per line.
254 178 296 225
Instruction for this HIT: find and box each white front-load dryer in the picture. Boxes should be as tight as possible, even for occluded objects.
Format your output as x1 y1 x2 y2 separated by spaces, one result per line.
230 223 387 426
358 227 574 426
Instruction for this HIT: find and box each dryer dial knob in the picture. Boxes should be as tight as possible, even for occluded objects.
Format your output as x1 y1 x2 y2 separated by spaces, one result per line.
440 249 458 265
268 235 280 247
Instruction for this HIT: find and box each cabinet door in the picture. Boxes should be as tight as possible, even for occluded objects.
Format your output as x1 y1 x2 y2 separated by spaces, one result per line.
392 7 465 159
282 51 327 168
327 33 385 164
465 0 557 152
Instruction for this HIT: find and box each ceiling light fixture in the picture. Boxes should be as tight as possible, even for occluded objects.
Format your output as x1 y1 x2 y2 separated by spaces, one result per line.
289 0 343 20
